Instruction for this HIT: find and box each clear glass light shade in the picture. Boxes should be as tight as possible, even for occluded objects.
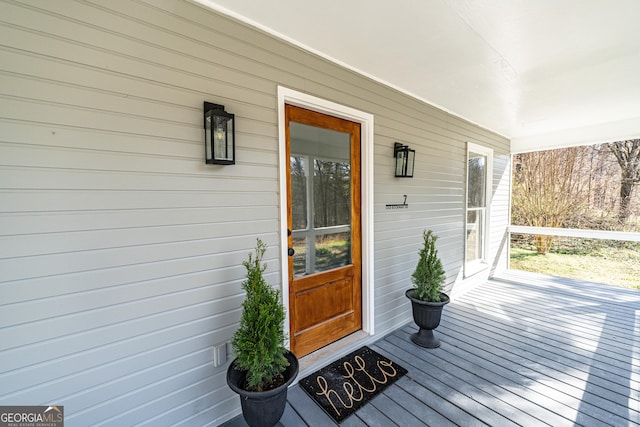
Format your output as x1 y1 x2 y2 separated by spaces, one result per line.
204 102 235 165
394 143 415 177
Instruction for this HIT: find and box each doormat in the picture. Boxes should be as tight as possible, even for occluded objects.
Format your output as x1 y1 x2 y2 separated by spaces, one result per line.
299 346 407 424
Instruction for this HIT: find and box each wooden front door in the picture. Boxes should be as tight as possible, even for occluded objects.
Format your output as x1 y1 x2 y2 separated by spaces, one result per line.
285 104 362 357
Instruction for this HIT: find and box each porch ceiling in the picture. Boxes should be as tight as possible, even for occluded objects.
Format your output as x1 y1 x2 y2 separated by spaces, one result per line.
195 0 640 152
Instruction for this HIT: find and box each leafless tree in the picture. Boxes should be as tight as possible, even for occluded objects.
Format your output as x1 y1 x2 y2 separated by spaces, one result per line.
607 139 640 223
512 147 590 254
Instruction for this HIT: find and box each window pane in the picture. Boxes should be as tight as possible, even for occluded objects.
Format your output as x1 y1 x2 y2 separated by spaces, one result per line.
468 152 486 208
466 209 484 262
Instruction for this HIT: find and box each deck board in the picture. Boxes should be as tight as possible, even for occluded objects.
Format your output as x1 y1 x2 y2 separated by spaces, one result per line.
367 389 426 427
384 329 548 426
374 338 504 427
381 380 454 427
221 271 640 426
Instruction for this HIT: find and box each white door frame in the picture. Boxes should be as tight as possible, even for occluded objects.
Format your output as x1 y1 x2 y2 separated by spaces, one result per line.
277 87 375 346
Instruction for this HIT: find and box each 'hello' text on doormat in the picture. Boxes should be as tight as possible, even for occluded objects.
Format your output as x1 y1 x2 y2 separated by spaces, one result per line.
299 346 408 423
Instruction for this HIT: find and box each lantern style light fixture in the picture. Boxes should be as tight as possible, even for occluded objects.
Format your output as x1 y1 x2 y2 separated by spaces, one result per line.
394 142 415 178
204 102 235 165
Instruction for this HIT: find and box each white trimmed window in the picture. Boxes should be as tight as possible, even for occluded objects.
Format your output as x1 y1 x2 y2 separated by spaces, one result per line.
465 142 493 276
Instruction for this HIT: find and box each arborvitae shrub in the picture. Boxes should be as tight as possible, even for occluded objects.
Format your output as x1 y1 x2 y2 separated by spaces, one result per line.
411 230 446 302
231 239 289 391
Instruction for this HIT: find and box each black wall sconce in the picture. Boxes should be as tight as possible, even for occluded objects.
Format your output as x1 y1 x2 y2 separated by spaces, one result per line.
394 142 415 178
204 102 235 165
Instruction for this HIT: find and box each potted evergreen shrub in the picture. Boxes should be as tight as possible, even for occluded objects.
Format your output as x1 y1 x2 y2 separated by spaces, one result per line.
226 238 298 427
405 230 450 348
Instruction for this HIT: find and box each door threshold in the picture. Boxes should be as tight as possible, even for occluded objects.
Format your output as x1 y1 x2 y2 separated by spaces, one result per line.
294 330 371 381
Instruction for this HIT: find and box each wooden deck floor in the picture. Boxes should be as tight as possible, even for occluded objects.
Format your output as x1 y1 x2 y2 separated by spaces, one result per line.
222 270 640 426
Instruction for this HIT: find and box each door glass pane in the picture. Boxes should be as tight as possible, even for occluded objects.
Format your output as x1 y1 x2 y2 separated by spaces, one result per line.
290 156 307 230
292 235 307 277
290 122 351 276
315 231 351 272
313 159 351 228
468 152 486 208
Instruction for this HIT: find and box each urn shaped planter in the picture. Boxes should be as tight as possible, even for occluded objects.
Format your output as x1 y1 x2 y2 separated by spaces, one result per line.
227 351 299 427
406 289 449 348
407 230 449 348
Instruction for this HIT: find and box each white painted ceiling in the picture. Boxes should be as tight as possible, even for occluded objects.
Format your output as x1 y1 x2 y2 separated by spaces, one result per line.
196 0 640 151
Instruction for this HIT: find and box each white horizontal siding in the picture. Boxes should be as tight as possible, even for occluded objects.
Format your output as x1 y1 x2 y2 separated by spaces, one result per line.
0 1 283 425
0 0 510 425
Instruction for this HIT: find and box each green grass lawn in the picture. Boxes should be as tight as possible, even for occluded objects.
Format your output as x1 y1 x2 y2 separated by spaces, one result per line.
510 246 640 289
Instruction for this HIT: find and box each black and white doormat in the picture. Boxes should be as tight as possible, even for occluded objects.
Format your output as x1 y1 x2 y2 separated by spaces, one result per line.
299 346 408 423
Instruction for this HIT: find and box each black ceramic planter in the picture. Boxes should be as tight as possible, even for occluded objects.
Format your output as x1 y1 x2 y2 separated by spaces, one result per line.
406 289 449 348
226 351 299 427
